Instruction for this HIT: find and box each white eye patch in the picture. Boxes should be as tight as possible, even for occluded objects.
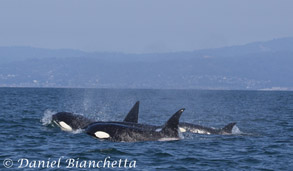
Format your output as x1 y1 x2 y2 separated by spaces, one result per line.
59 121 73 131
94 131 110 139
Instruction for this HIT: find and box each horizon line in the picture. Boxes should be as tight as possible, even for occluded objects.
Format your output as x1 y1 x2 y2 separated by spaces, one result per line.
0 36 292 55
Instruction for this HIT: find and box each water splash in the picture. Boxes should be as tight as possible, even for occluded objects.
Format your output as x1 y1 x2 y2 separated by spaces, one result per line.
232 125 242 134
178 130 185 140
41 109 56 126
72 129 84 134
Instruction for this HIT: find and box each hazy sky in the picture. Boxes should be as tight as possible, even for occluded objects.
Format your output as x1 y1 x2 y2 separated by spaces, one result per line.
0 0 292 53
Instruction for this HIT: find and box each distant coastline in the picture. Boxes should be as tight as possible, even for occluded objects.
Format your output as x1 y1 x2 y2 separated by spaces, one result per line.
1 37 293 90
0 86 292 92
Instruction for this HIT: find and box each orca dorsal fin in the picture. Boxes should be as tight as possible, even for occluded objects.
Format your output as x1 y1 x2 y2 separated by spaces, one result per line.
222 122 236 133
123 101 139 123
162 108 185 135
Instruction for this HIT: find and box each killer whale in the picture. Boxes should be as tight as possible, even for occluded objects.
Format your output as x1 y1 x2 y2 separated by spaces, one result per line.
52 100 236 135
52 112 93 131
86 108 185 142
118 102 236 135
178 122 236 135
52 101 140 131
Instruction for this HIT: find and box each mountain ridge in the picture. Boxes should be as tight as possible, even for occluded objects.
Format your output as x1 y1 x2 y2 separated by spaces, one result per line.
1 37 293 90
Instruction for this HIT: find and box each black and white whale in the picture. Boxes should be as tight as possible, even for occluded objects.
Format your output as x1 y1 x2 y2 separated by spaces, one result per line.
86 108 185 142
52 100 236 135
117 103 237 135
52 112 93 131
178 122 236 135
52 101 140 131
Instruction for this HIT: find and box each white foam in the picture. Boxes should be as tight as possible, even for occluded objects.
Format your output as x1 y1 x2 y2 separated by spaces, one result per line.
41 109 56 126
72 129 83 134
178 130 185 139
231 125 242 134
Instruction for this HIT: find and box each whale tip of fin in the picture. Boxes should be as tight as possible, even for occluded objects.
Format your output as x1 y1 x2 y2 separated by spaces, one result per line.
123 101 139 123
222 122 237 133
162 108 185 135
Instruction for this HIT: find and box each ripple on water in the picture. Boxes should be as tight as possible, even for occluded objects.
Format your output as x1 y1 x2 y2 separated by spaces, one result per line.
1 88 293 170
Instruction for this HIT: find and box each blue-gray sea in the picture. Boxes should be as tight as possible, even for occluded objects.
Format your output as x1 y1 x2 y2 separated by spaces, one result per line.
0 88 292 170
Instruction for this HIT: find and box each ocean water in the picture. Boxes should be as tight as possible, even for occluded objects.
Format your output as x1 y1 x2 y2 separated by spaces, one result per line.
0 88 292 170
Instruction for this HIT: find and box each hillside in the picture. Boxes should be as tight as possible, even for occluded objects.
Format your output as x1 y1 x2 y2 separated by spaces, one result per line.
1 38 293 90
